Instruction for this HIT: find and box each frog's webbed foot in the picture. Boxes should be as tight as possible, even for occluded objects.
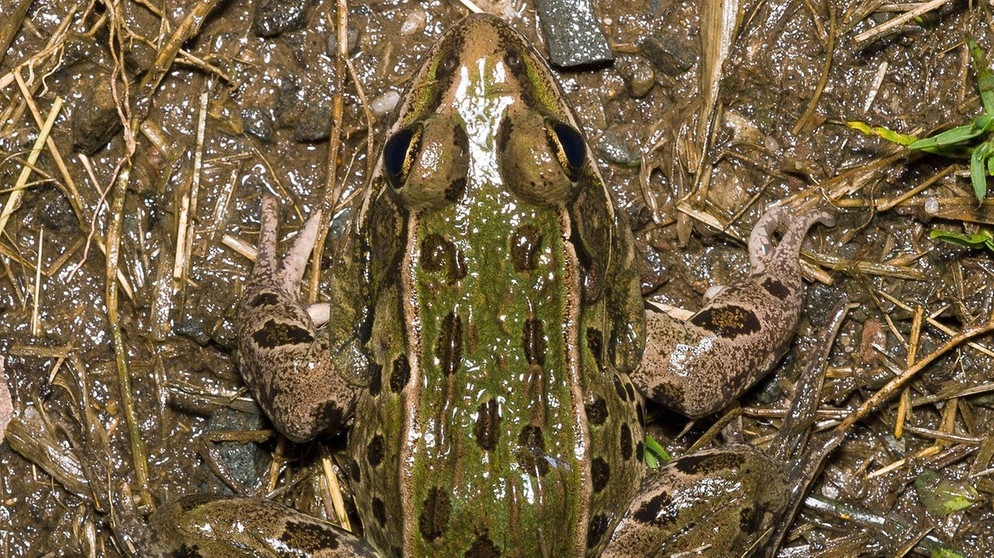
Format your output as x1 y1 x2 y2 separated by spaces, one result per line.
601 446 788 557
237 197 360 443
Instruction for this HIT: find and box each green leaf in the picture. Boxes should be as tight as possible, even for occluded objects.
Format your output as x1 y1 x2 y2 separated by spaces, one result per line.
915 469 979 516
929 228 994 249
967 37 994 116
847 121 918 145
909 115 994 152
643 436 670 469
970 142 990 201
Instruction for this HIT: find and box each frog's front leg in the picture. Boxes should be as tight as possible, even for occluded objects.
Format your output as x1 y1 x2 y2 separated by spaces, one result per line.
634 205 836 417
236 197 362 442
601 446 788 556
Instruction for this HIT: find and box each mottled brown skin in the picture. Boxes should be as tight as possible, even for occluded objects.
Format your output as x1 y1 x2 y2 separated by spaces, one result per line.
146 496 373 557
602 446 788 557
634 206 837 418
236 197 362 443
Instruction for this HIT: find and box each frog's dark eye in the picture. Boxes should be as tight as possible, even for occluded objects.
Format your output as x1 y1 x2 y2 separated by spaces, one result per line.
439 52 459 74
383 125 423 188
546 120 586 181
505 49 523 71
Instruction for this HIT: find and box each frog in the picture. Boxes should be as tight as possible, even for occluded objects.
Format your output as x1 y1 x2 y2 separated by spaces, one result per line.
147 13 836 558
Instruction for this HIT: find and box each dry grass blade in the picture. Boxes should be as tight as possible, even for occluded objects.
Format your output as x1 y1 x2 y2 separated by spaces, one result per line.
31 228 43 336
173 89 209 283
0 0 34 68
0 97 62 237
792 2 835 135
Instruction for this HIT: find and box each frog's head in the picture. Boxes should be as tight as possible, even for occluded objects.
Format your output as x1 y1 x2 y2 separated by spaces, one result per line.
383 14 595 211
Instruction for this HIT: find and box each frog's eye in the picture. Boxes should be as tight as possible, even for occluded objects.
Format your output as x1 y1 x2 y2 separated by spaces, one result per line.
546 120 586 181
387 117 469 209
497 111 588 206
383 125 423 188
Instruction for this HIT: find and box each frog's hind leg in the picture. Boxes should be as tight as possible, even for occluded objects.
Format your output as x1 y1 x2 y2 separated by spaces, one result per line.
236 197 360 443
600 446 788 557
147 496 379 557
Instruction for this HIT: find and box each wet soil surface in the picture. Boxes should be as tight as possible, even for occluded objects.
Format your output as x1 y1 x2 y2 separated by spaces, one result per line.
1 0 993 555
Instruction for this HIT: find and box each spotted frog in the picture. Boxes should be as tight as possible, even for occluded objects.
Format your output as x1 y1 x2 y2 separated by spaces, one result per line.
149 13 835 558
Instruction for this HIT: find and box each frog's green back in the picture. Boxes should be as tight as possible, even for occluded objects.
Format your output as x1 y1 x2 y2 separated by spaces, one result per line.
345 14 646 558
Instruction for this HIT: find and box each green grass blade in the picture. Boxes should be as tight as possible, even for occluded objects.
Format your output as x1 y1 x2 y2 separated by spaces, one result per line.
929 228 994 248
970 142 989 201
848 121 918 145
967 37 994 116
909 115 994 151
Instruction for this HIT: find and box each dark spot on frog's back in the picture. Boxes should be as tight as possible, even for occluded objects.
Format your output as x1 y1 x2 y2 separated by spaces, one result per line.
522 318 546 365
510 224 542 271
740 505 760 534
418 486 452 542
390 355 410 392
171 543 203 557
372 497 388 527
279 519 341 550
248 291 279 308
366 434 385 467
516 425 549 477
420 233 466 284
633 492 678 525
473 398 500 451
586 513 609 549
367 361 383 396
436 312 463 375
762 276 791 298
619 422 633 461
252 319 313 348
465 533 501 558
585 395 608 426
591 457 610 493
586 328 603 366
689 305 761 338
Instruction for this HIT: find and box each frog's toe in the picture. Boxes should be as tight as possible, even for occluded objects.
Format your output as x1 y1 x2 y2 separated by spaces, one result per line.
277 206 322 290
251 196 323 292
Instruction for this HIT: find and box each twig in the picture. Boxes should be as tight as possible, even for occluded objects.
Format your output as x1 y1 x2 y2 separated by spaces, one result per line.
0 0 34 68
836 315 994 433
31 228 43 336
173 88 209 282
853 0 950 44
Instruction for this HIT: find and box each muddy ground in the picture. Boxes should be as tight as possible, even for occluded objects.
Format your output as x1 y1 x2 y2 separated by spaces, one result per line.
1 0 993 555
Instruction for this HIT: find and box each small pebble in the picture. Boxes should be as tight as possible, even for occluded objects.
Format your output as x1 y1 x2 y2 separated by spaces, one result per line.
370 90 401 116
617 57 656 98
401 9 427 36
241 107 274 141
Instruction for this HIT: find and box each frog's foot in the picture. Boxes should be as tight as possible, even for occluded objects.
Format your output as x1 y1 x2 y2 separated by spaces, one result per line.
749 203 837 275
601 446 788 557
237 197 359 443
147 496 378 557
